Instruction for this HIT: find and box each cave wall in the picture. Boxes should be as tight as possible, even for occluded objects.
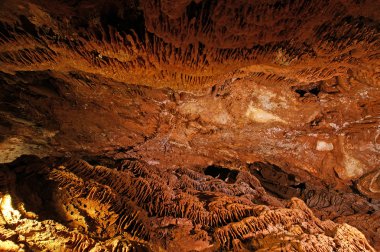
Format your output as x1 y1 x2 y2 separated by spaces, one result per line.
0 0 379 251
0 156 378 251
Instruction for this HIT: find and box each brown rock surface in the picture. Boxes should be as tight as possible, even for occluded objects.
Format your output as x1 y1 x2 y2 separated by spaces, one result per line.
0 156 377 251
0 0 379 251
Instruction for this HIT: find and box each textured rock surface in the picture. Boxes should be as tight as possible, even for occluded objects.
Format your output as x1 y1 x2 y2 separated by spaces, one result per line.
0 0 379 251
0 156 377 251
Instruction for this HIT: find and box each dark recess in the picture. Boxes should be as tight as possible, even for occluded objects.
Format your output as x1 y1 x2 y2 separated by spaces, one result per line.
293 82 321 97
19 15 38 38
204 165 238 183
100 2 146 41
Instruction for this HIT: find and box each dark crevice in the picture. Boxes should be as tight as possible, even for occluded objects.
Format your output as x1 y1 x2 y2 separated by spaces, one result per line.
100 2 145 41
293 82 322 98
295 89 307 97
248 162 305 199
186 1 204 21
204 165 239 183
8 156 64 222
309 86 321 96
19 15 38 38
0 22 13 40
290 182 306 190
350 183 364 196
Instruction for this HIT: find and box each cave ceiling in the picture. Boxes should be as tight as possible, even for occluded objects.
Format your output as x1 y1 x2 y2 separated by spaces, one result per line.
0 0 379 251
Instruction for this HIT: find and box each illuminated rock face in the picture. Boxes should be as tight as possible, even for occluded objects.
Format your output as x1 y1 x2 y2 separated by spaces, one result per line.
0 0 379 251
0 156 377 251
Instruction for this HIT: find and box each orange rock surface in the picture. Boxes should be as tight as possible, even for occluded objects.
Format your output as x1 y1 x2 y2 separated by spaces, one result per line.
0 0 379 251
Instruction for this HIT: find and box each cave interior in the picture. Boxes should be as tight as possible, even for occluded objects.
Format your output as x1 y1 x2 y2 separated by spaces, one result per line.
0 0 379 251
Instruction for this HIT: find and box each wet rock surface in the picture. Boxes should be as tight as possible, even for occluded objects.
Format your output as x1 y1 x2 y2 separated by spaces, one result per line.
0 156 377 251
0 0 379 251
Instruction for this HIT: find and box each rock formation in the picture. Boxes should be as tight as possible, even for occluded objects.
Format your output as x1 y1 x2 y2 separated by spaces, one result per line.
0 0 379 251
0 156 377 251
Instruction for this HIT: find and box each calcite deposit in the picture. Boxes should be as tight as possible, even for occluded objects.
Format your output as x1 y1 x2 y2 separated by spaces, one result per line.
0 156 377 251
0 0 379 251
